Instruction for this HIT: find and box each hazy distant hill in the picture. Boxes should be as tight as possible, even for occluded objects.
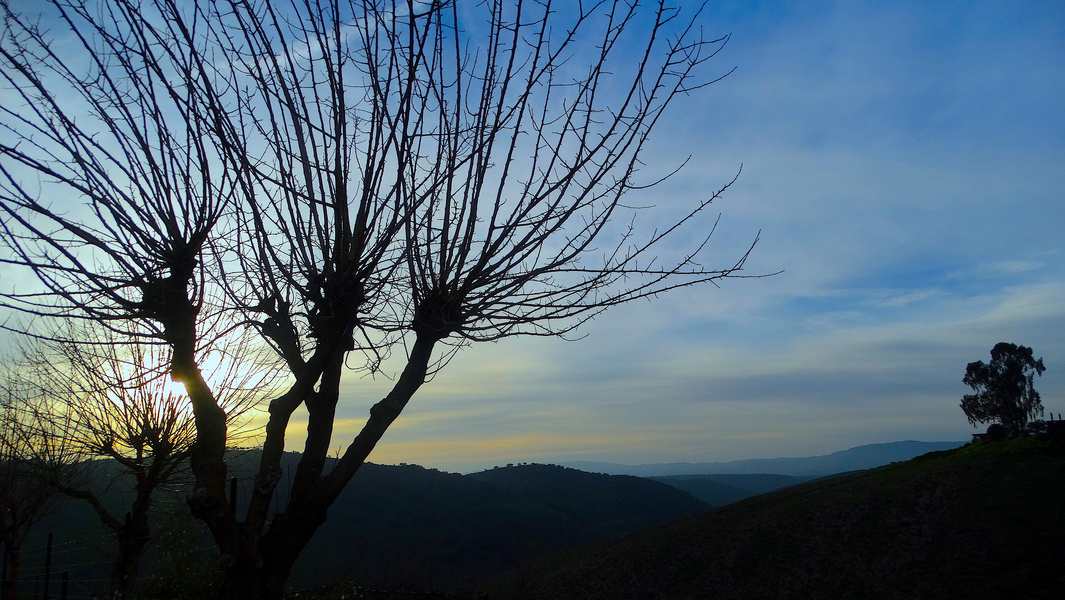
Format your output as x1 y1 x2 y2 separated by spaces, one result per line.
562 440 968 476
488 437 1065 600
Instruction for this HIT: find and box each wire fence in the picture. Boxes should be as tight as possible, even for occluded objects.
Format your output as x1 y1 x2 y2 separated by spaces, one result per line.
3 468 484 600
2 521 217 600
3 464 308 600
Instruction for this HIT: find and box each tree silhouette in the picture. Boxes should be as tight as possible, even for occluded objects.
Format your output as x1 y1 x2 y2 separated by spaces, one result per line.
0 392 69 600
0 1 762 598
1 323 274 596
961 342 1045 437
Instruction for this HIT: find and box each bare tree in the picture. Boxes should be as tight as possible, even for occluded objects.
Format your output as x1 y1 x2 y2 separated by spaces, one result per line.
0 389 71 600
2 323 274 596
0 1 761 598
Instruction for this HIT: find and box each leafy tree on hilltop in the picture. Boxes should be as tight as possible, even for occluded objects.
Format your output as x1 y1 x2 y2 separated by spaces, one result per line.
962 342 1045 437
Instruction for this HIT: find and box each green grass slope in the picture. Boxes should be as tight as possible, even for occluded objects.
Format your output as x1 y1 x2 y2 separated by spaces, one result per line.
486 437 1065 600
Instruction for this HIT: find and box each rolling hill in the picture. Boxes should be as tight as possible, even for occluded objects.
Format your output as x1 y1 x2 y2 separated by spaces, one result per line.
486 436 1065 599
292 462 708 588
27 438 1043 598
22 457 710 593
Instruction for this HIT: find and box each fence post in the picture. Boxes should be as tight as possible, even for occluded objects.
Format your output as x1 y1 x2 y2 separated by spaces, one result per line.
2 540 7 600
43 533 52 600
60 572 68 600
121 512 131 597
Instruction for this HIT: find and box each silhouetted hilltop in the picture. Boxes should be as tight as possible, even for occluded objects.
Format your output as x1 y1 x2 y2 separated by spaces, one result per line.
467 464 708 538
25 455 710 593
487 437 1065 599
277 461 711 588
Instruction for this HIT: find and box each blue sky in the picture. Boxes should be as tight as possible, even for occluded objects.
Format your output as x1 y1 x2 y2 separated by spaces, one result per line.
2 0 1061 474
329 0 1065 471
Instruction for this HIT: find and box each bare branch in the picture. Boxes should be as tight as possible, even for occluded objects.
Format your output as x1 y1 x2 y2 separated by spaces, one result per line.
0 2 763 598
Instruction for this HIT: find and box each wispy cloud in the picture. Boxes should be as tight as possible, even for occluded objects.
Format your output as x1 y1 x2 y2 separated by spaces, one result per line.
287 0 1065 472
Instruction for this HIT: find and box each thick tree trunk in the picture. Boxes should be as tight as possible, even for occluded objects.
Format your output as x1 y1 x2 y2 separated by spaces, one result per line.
166 295 254 600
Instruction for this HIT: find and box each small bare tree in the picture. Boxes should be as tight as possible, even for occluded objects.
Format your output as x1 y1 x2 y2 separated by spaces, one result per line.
3 324 274 596
0 1 762 598
0 391 70 600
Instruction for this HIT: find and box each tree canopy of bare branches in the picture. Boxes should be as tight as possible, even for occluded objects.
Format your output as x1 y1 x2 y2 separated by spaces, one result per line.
0 322 275 595
0 1 761 598
0 385 70 600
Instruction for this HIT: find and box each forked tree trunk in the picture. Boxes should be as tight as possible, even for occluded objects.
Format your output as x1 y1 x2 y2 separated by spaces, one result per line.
217 334 439 600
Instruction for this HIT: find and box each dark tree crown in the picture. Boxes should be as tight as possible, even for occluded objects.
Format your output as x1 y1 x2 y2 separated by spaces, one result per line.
961 342 1045 437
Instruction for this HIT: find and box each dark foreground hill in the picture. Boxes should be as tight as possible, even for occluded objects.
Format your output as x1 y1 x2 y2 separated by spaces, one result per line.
275 462 710 588
26 459 708 594
486 437 1065 600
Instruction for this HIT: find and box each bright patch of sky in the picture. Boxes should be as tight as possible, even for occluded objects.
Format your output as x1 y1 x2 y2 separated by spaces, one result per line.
322 0 1065 472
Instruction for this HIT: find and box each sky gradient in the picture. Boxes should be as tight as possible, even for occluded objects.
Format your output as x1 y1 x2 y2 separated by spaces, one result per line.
3 0 1061 475
316 0 1065 472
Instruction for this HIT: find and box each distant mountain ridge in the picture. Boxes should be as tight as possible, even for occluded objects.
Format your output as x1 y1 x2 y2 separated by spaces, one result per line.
561 440 968 477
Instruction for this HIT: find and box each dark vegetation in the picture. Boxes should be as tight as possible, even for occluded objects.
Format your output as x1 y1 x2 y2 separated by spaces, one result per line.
21 457 710 594
466 465 709 545
25 437 1064 600
294 463 708 588
962 342 1046 436
19 459 212 600
487 436 1065 600
648 474 809 506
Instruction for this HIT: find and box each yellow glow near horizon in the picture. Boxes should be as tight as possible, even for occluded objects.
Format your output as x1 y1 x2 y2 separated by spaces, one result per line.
125 343 287 446
358 429 687 471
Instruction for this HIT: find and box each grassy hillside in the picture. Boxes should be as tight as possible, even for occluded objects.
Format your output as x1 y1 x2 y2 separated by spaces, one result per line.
486 437 1065 600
